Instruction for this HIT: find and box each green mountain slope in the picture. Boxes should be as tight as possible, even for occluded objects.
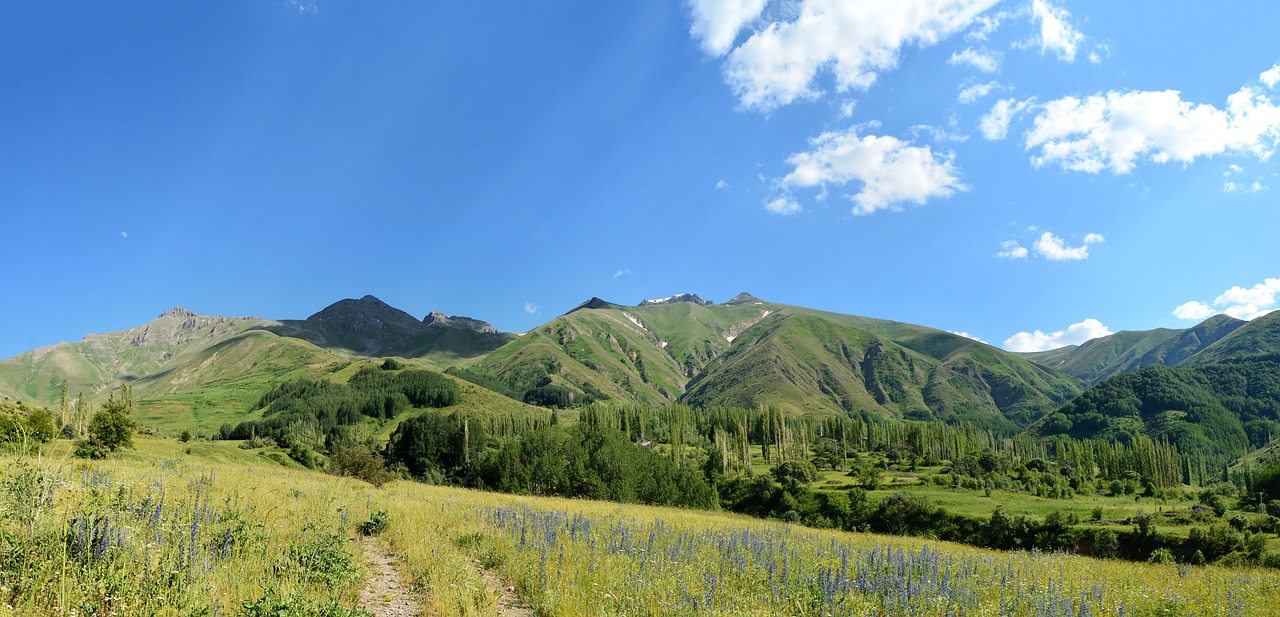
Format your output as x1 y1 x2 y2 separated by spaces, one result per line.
1021 315 1246 385
683 311 1080 430
1033 355 1280 470
0 307 265 405
1184 311 1280 366
474 295 1081 431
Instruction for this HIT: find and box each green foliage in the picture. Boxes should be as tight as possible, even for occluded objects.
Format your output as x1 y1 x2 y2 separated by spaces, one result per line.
384 412 485 479
237 592 371 617
328 444 396 487
86 389 138 452
1051 356 1280 474
230 367 460 445
357 510 389 537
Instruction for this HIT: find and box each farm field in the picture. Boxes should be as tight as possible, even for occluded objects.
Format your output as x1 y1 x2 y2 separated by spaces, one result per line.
4 437 1280 616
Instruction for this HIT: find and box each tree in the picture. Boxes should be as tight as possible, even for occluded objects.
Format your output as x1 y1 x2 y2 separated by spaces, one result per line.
87 389 137 452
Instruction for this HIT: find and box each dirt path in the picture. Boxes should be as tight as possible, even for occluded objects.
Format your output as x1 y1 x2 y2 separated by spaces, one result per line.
358 539 422 617
475 565 535 617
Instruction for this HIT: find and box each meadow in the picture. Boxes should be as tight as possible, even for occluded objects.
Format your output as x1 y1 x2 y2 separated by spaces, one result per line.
5 437 1280 616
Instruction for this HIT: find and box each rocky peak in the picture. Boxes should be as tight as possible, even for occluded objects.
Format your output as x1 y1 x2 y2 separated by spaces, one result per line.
638 293 712 307
160 307 196 319
725 292 766 305
423 311 500 333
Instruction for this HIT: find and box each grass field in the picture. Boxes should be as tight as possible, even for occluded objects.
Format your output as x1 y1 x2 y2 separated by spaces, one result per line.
5 437 1280 616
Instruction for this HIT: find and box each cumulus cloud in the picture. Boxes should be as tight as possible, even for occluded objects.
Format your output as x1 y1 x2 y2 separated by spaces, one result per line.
1262 64 1280 89
716 179 730 189
120 231 128 239
1029 0 1084 62
1172 301 1215 321
1174 277 1280 321
1033 231 1103 261
980 98 1033 140
702 0 999 111
1023 85 1280 174
1004 318 1112 352
524 303 539 315
781 126 965 215
687 0 769 56
948 330 988 344
765 196 803 215
958 81 999 104
996 240 1028 259
948 47 1000 73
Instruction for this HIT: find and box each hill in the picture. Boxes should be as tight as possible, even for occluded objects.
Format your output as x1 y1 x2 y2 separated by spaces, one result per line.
471 295 1081 429
1033 354 1280 470
259 294 516 361
1020 314 1249 385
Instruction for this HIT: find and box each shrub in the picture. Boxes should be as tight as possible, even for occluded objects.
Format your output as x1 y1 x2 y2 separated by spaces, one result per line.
358 510 389 537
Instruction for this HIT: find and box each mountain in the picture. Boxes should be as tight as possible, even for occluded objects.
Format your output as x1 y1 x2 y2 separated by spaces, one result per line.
259 295 516 361
639 293 712 307
1020 313 1280 386
470 295 1082 430
1022 315 1246 385
422 312 499 333
1031 354 1280 471
0 307 266 404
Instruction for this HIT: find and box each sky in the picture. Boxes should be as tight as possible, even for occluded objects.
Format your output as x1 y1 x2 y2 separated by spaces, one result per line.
2 0 1279 359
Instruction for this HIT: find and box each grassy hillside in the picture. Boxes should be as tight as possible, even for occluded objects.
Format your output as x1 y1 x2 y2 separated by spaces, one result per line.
6 437 1280 616
684 311 1080 430
0 308 265 407
1186 311 1280 366
1034 355 1280 470
1021 315 1247 385
475 297 1080 430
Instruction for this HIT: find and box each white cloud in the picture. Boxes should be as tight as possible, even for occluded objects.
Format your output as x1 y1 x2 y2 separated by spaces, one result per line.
1023 85 1280 174
710 0 1000 111
765 196 803 215
996 240 1028 259
1262 64 1280 89
687 0 769 56
1225 164 1245 176
980 97 1032 140
524 303 539 315
965 11 1010 42
120 231 128 239
1224 181 1239 192
911 124 969 143
1174 277 1280 321
1251 181 1268 192
948 47 1000 73
1032 231 1102 261
613 269 633 279
948 330 988 343
958 81 999 104
782 126 966 215
1004 318 1112 352
1029 0 1084 62
715 179 730 189
1172 301 1214 321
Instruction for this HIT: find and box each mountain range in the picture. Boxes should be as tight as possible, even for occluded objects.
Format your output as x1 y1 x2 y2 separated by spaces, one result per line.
2 292 1278 441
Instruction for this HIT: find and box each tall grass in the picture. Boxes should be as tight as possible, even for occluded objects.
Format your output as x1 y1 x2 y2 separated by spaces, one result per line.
7 438 1280 616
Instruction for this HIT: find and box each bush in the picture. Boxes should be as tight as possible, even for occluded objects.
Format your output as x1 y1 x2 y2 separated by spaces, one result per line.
358 510 389 536
87 396 136 452
329 445 396 487
1147 548 1176 564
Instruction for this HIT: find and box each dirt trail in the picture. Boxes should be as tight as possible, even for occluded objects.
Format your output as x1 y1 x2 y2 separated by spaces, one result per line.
358 539 422 617
476 563 535 617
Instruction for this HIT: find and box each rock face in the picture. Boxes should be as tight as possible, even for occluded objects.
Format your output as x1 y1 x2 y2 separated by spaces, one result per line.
303 295 427 355
638 293 712 307
422 311 500 333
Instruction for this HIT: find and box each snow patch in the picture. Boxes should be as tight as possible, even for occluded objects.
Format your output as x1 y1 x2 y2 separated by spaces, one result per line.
622 312 648 331
762 310 772 318
726 336 736 343
660 341 668 348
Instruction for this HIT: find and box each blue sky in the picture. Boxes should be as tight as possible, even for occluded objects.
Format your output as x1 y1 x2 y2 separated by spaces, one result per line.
3 0 1279 359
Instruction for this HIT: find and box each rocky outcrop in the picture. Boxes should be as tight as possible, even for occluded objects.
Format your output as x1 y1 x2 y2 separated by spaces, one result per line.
423 311 500 333
638 293 712 307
